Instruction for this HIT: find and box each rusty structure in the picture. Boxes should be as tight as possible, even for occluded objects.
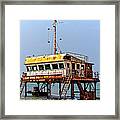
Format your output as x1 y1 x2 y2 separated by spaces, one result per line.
20 20 100 100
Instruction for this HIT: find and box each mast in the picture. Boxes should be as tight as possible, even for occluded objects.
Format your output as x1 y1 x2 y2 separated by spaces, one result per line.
53 20 57 55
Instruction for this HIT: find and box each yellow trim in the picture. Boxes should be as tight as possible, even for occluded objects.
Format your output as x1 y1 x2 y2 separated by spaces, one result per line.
25 54 64 64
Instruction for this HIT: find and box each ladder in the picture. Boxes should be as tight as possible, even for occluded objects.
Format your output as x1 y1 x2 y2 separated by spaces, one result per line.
20 81 25 97
61 78 71 99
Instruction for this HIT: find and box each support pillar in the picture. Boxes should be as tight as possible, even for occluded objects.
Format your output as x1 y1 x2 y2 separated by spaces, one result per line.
59 80 61 99
25 82 27 98
94 82 96 100
76 81 82 99
89 83 91 92
44 84 45 92
84 82 86 91
71 80 74 99
37 82 40 97
47 81 51 99
37 82 39 92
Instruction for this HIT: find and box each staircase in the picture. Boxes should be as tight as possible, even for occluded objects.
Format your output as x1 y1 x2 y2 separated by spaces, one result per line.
61 78 71 99
20 81 25 97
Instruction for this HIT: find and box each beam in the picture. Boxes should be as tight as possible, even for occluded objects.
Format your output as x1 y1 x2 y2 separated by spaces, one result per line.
25 82 27 98
59 80 61 99
94 81 96 100
71 80 74 99
47 81 51 99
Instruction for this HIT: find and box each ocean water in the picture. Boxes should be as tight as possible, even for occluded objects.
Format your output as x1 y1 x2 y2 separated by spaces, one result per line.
21 82 100 99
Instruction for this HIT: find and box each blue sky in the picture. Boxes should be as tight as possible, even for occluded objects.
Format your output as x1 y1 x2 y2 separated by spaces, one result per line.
20 20 100 75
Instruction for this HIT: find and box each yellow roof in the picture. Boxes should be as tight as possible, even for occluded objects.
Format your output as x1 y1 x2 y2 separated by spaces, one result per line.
24 54 65 65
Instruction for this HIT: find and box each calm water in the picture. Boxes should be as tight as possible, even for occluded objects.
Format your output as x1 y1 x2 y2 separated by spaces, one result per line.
21 82 100 99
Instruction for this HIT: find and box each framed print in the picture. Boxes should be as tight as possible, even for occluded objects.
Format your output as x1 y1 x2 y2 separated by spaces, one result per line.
0 0 119 119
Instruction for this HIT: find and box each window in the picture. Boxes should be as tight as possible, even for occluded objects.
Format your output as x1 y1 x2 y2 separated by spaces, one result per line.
52 64 58 69
59 63 64 69
77 64 80 69
26 66 32 71
38 65 44 70
32 66 38 71
87 66 90 70
67 63 69 68
81 65 84 70
45 64 51 70
26 66 30 71
72 63 75 69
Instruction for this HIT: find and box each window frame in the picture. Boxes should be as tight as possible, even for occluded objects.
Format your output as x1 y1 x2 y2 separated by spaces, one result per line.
32 65 38 71
59 62 64 69
67 63 70 68
38 64 44 71
77 64 80 69
45 64 51 70
52 63 58 70
81 64 84 70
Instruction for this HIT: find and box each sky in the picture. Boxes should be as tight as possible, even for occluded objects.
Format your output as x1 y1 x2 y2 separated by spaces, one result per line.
20 20 100 75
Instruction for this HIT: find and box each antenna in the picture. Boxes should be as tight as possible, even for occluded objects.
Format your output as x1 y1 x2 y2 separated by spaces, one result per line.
48 28 51 54
48 20 63 55
53 20 57 55
57 42 62 54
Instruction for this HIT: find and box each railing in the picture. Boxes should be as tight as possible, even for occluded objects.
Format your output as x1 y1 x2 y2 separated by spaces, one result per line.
65 52 88 62
21 68 99 82
93 72 99 79
69 70 99 79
